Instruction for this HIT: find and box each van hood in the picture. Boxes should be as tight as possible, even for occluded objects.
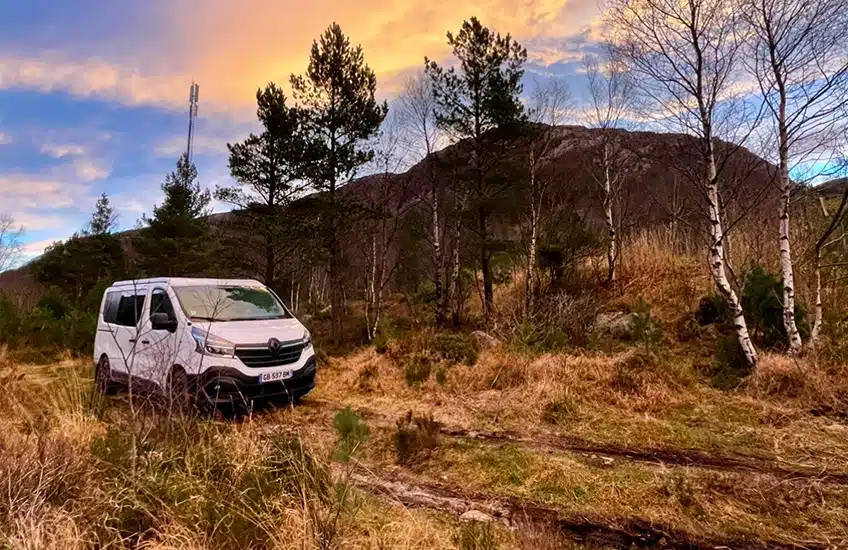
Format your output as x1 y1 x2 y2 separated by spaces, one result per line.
192 318 307 346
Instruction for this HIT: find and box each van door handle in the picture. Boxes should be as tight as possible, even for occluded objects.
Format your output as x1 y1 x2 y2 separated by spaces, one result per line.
128 338 136 343
141 340 150 344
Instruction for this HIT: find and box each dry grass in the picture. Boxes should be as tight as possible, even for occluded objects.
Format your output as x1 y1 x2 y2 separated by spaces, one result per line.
616 229 712 322
312 340 848 469
0 359 481 550
4 304 848 548
297 340 848 545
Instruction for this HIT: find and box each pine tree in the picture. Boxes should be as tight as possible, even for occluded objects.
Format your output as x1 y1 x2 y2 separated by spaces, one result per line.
291 23 387 343
426 17 527 321
139 154 213 276
86 193 118 236
216 83 306 290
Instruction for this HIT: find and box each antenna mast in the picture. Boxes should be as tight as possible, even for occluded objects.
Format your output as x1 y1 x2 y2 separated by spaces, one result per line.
186 82 199 161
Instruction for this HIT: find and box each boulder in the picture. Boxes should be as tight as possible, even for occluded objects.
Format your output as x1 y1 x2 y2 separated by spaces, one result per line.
460 510 494 523
594 312 634 339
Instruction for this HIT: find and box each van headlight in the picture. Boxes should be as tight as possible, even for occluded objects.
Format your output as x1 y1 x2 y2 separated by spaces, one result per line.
302 330 312 348
191 327 236 357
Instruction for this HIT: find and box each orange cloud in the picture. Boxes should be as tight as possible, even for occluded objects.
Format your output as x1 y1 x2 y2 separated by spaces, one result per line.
0 1 599 116
173 0 597 107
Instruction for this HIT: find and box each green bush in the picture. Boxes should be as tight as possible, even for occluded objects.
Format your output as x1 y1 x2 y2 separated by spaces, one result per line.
513 321 570 353
710 334 752 390
701 267 810 350
371 332 389 354
433 332 478 365
742 266 809 348
630 298 664 354
332 406 370 462
0 294 21 344
0 286 99 355
411 280 437 306
403 355 432 387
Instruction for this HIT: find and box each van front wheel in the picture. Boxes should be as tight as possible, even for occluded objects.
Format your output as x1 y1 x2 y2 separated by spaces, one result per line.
95 356 117 395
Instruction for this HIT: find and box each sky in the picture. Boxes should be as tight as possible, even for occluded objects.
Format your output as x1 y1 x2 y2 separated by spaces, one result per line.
0 0 604 261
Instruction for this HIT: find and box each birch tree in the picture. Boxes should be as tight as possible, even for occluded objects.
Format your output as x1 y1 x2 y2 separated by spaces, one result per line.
606 0 759 366
740 0 848 353
0 214 23 272
584 53 636 283
360 110 414 341
397 74 447 325
524 79 572 312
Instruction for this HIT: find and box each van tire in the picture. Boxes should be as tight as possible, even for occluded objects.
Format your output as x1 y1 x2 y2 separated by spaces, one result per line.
95 356 117 395
168 366 192 411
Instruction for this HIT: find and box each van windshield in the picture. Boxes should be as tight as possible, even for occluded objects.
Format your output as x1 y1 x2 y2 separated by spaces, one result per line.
172 285 291 322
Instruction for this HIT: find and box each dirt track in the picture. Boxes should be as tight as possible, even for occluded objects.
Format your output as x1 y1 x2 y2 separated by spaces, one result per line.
350 466 833 550
306 398 848 485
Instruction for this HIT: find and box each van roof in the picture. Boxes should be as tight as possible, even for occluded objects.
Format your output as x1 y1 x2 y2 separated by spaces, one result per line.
109 277 264 289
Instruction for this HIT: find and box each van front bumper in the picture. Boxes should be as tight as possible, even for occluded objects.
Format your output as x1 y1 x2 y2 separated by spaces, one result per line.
190 358 316 405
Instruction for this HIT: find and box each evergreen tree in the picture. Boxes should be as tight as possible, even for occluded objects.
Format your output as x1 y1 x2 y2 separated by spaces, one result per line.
291 23 387 342
139 154 213 276
216 83 306 290
34 233 125 304
426 17 527 321
86 193 118 235
34 194 125 303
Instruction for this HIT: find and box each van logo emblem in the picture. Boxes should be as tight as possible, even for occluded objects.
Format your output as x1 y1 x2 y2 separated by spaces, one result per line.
268 338 282 355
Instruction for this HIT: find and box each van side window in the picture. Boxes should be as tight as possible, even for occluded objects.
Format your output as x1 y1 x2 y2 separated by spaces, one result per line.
115 294 146 327
103 292 121 324
150 288 176 320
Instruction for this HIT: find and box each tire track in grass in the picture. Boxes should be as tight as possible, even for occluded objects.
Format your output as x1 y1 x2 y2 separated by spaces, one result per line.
305 397 848 485
349 465 831 550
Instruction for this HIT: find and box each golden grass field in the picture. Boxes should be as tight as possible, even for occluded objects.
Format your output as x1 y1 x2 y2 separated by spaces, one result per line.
2 334 848 549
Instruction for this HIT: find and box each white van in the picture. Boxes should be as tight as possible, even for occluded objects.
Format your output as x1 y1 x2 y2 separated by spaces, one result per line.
93 278 316 405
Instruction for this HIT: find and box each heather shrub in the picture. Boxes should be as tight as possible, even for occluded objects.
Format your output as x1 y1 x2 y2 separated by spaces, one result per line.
394 412 440 465
433 332 478 365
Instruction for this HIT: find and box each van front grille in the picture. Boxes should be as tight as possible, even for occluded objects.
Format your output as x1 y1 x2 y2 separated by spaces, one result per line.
235 342 304 368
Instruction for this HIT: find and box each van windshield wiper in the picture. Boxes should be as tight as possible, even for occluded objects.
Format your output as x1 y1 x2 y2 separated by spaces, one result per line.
190 316 226 322
231 315 288 321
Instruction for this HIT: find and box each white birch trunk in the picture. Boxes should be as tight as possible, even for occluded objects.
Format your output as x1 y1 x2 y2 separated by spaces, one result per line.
777 129 803 353
308 269 315 310
602 144 617 283
366 233 377 341
706 145 758 366
294 282 300 313
525 151 538 313
449 200 463 321
432 181 444 325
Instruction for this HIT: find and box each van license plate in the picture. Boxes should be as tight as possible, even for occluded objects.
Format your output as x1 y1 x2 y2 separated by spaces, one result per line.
259 371 293 384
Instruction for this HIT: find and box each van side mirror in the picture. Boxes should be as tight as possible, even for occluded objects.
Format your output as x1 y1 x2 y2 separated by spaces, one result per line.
151 312 178 333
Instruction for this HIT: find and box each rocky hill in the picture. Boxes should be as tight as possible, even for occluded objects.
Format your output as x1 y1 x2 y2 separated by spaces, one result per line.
341 124 779 234
1 125 780 293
